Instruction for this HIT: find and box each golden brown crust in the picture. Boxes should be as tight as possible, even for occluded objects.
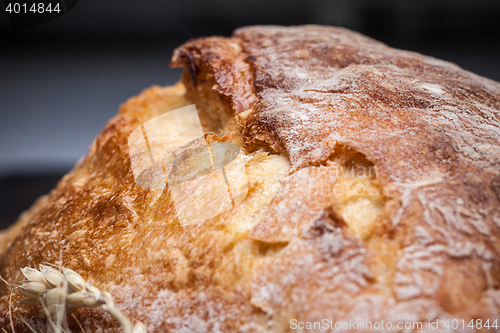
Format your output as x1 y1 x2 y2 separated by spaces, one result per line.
2 25 500 332
171 25 500 331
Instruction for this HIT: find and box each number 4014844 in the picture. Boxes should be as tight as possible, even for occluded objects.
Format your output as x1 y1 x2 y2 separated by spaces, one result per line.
5 3 61 14
443 319 498 330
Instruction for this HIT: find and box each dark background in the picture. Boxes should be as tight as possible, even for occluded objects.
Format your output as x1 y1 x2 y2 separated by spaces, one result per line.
1 0 499 229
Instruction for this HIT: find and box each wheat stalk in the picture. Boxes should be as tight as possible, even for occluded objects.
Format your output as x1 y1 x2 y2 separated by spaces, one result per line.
1 264 146 333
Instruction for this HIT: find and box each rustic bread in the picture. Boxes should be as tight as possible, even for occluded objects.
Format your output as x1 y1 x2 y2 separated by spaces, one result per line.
1 25 500 332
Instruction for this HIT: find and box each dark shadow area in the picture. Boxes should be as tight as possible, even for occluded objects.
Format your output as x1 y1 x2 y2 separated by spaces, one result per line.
0 171 68 229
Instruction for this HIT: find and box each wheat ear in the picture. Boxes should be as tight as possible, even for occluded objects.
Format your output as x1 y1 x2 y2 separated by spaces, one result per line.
1 265 146 333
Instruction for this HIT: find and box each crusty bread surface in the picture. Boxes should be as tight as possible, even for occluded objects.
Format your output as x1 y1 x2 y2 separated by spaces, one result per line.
1 25 500 332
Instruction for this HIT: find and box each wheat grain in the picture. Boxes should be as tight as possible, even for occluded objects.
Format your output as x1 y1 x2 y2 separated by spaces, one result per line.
1 264 147 333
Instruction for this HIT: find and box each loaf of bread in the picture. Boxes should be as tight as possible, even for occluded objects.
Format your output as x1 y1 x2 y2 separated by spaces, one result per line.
1 25 500 332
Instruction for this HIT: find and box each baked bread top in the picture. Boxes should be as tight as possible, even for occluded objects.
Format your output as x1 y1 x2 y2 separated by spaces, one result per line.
1 25 500 332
